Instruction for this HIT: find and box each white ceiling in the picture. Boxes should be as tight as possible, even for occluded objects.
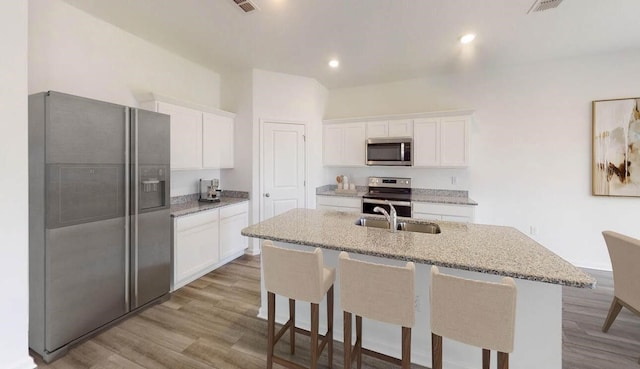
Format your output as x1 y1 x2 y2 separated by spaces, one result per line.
61 0 640 89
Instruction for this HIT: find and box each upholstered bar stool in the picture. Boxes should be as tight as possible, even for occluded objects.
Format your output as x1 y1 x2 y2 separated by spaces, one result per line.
339 251 415 369
430 266 517 369
262 240 336 369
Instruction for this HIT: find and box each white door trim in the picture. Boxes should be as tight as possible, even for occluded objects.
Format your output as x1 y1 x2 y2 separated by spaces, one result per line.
259 118 308 223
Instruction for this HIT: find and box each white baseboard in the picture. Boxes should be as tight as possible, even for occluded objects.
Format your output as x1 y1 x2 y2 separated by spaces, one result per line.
244 246 261 256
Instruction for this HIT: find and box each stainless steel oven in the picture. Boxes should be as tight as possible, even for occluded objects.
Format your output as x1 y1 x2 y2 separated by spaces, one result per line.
366 137 412 166
362 177 412 217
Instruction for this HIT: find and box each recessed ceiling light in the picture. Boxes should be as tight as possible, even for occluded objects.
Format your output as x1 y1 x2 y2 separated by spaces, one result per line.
328 59 340 68
460 34 476 44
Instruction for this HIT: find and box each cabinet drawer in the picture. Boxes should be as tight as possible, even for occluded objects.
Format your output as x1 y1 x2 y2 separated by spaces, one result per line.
176 209 219 230
316 196 361 209
220 201 249 219
412 202 474 217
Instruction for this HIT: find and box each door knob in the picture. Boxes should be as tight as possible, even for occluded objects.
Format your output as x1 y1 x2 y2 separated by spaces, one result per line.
264 193 270 198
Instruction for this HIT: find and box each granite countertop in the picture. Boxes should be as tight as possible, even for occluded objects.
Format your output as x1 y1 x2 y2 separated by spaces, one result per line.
171 197 249 217
316 189 478 206
316 189 369 198
241 208 595 288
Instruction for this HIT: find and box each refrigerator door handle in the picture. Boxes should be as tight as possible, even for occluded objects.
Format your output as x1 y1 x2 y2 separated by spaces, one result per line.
132 109 139 308
124 108 130 309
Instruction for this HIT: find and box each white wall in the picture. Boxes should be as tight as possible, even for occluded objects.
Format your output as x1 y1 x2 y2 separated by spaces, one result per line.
252 69 328 209
326 50 640 270
225 69 327 253
220 69 254 193
0 2 35 369
29 0 224 196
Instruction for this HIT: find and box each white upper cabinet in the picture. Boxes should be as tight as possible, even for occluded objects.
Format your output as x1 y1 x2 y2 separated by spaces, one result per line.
157 102 203 170
141 96 235 170
323 122 366 167
413 118 440 167
324 110 471 168
366 121 388 138
366 119 413 138
202 112 234 169
414 115 470 168
440 116 469 167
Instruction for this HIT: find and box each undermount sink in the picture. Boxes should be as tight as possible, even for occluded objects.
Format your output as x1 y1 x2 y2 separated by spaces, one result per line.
354 218 441 234
354 217 392 229
397 222 441 234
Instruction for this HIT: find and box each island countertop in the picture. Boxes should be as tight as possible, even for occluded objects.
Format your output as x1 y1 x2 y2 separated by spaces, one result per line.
241 208 595 288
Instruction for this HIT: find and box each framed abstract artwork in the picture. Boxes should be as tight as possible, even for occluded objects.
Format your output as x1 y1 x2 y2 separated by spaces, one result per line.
592 98 640 196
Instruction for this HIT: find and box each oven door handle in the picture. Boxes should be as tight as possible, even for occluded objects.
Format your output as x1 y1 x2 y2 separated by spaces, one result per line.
362 198 412 207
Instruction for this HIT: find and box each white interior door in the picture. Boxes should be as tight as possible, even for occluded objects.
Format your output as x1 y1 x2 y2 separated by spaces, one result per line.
262 122 306 221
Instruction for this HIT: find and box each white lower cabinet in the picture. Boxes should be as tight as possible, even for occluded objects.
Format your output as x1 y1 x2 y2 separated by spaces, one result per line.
316 195 361 212
219 202 249 259
172 201 249 290
413 202 475 223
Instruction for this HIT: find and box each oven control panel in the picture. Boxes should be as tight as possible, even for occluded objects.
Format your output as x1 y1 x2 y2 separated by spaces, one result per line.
368 176 412 188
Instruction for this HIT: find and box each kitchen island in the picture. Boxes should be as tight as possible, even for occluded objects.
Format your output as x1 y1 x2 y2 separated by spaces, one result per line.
242 209 595 369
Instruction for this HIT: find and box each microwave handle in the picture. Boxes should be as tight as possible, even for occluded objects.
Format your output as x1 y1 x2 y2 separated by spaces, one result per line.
400 142 405 162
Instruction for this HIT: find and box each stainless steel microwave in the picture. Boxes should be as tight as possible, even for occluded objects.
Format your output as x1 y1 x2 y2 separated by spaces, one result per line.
366 137 413 166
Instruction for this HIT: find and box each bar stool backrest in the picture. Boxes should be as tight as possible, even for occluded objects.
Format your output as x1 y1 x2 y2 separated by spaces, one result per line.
339 251 416 327
603 231 640 310
430 266 517 353
262 241 326 304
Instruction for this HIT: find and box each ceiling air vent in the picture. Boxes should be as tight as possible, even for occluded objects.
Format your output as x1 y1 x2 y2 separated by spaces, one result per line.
527 0 563 14
232 0 259 14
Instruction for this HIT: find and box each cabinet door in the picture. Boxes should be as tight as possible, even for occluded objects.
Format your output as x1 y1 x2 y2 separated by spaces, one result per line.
413 212 443 221
202 113 234 169
157 102 203 170
343 123 366 166
219 212 248 259
202 112 221 169
219 116 234 168
174 211 219 284
366 121 388 138
413 118 440 167
441 116 469 167
323 124 343 166
316 195 361 210
388 119 413 137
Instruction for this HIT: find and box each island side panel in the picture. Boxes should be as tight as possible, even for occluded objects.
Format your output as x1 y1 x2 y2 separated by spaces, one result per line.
258 241 561 369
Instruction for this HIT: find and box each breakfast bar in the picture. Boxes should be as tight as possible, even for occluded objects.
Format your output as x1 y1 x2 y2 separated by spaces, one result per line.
242 208 595 369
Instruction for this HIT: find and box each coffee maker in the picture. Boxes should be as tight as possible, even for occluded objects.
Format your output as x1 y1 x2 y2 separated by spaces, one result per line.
199 179 221 202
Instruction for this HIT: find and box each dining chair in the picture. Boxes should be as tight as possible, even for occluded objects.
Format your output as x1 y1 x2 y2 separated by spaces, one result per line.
601 231 640 365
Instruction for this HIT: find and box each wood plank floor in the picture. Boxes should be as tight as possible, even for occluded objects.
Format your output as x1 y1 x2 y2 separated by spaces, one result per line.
33 257 640 368
563 268 640 368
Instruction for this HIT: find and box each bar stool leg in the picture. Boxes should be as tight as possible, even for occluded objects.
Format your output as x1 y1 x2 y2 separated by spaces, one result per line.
482 349 490 369
327 286 334 369
344 311 352 369
431 333 442 369
402 327 411 369
289 298 296 354
497 352 509 369
267 292 275 369
310 303 319 369
356 315 362 369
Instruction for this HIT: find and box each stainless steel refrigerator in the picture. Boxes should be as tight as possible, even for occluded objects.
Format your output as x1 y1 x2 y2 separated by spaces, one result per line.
28 91 171 362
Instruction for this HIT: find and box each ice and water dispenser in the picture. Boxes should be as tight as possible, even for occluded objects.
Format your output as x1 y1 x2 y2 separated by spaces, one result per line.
139 165 168 210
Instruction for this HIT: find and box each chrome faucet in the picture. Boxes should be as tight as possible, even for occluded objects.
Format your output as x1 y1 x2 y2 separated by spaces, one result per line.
373 201 398 232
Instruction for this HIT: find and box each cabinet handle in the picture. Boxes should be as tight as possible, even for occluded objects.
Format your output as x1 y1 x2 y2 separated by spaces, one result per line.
264 193 270 198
